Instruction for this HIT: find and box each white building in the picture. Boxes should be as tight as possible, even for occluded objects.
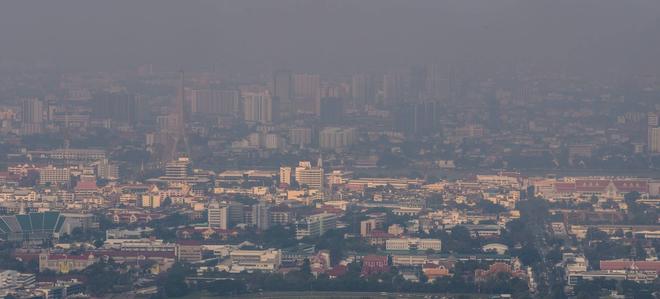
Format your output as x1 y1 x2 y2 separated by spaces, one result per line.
385 238 442 252
319 127 357 150
295 161 324 191
279 167 292 185
39 166 71 185
296 212 337 239
229 249 282 272
208 202 228 230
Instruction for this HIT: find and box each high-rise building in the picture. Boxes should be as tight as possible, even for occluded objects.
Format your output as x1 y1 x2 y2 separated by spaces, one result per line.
383 71 405 105
649 127 660 153
293 73 321 100
295 212 337 239
295 161 324 191
21 97 44 135
94 159 119 180
279 167 292 185
319 97 344 123
319 127 357 150
251 203 270 231
273 70 294 115
243 91 277 124
648 112 659 127
351 74 376 107
191 89 240 117
425 64 446 100
21 97 44 124
409 66 428 100
289 127 313 148
293 73 321 113
91 92 137 124
227 201 245 227
208 202 228 230
393 101 442 136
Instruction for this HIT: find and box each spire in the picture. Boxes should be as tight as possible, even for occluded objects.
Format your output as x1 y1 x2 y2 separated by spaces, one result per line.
167 70 191 160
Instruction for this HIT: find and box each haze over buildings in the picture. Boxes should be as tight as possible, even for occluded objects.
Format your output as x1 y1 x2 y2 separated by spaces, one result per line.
0 1 659 298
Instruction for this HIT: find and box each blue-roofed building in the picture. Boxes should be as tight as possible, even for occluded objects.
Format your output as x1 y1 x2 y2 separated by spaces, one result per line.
0 212 97 244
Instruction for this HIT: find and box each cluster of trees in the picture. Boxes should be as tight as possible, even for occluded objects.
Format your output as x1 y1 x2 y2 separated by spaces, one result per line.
573 278 659 299
161 260 529 298
625 192 658 225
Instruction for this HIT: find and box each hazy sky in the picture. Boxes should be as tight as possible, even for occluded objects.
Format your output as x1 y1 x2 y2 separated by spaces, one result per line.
1 0 659 75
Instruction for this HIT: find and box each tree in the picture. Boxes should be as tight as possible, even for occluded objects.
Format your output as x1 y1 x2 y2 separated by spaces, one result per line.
161 263 191 297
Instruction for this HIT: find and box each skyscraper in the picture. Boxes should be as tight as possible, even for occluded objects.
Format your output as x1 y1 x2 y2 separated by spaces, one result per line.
21 97 44 135
190 89 240 117
393 101 442 136
351 73 375 108
383 71 405 105
409 65 428 100
293 73 321 100
319 97 344 124
243 91 277 124
273 70 294 115
91 92 137 124
293 73 321 113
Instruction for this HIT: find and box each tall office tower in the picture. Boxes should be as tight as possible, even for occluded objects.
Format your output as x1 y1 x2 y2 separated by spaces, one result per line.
293 73 321 113
165 156 192 178
383 71 405 106
486 94 501 132
243 91 277 124
409 65 428 100
208 202 228 229
21 97 44 135
190 89 240 117
91 92 137 124
393 101 441 136
319 97 344 124
227 201 245 227
273 70 294 115
279 167 292 185
649 127 660 153
293 73 321 99
251 203 270 231
425 64 445 100
295 161 324 191
351 73 376 108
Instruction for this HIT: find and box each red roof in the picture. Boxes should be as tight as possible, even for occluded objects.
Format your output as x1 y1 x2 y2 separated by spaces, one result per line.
600 260 660 273
367 230 394 239
75 181 98 190
612 180 648 193
47 253 96 260
554 182 576 192
575 180 610 192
